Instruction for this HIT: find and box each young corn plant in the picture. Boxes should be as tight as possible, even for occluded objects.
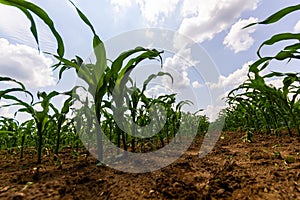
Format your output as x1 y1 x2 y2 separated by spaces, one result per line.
120 72 173 152
19 119 35 159
0 117 19 152
17 91 60 164
50 3 168 162
1 86 72 163
224 4 300 135
49 94 74 160
0 76 34 152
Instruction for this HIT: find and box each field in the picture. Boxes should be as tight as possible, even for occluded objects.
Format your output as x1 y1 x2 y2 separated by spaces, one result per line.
1 2 300 200
1 132 300 200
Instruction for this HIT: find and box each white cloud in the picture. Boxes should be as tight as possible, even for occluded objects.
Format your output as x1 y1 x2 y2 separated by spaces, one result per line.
110 0 132 12
208 61 252 90
162 48 198 90
162 60 190 90
0 38 55 88
294 20 300 32
203 61 253 121
178 0 260 43
107 0 260 43
144 84 170 98
135 0 180 24
0 101 14 119
204 104 226 122
223 17 258 53
265 78 283 89
192 81 202 88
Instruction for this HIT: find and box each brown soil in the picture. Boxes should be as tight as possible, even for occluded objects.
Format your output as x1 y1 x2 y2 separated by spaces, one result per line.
1 132 300 200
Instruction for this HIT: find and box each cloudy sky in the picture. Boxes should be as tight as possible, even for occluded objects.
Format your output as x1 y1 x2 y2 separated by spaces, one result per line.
0 0 300 121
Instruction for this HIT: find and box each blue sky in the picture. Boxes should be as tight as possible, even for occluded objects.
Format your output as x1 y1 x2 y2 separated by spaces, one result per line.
0 0 300 121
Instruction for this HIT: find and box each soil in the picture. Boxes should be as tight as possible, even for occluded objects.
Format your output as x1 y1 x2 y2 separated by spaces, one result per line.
1 132 300 200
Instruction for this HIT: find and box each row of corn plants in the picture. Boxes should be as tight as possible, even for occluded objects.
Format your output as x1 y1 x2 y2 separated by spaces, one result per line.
0 77 80 163
0 1 209 164
218 4 300 136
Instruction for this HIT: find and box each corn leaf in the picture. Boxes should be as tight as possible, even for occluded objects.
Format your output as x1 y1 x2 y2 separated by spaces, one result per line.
258 33 300 57
244 4 300 29
141 72 173 94
0 0 65 57
69 1 106 84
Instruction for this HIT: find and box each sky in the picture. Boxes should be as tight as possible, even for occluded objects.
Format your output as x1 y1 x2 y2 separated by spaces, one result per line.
0 0 300 121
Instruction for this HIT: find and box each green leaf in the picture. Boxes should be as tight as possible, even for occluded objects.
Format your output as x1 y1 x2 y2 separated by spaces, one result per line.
51 54 94 86
258 4 300 24
176 100 193 111
116 49 163 92
110 48 163 108
141 71 173 94
1 94 34 114
69 1 96 35
111 47 149 76
0 0 65 57
0 76 26 90
284 43 300 51
61 97 73 114
258 33 300 57
16 6 40 51
283 74 297 96
244 4 300 29
0 130 14 135
249 57 271 73
69 1 107 83
0 88 25 98
274 51 295 61
263 71 284 79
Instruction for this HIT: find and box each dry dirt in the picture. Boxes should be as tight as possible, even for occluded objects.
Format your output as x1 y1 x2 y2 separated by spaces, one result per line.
1 132 300 199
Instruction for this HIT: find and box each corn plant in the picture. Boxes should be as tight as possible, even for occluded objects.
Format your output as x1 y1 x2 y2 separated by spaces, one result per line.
0 117 19 151
49 2 169 161
0 117 36 159
15 91 59 163
223 4 300 135
49 94 74 160
19 119 35 159
0 76 34 152
0 82 73 163
115 72 173 151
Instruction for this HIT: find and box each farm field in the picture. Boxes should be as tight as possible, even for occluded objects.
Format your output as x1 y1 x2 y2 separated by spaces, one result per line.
1 2 300 200
1 131 300 200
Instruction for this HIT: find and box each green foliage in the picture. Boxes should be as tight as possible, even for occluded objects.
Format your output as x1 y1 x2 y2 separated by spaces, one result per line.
0 1 209 164
244 4 300 28
221 4 300 136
